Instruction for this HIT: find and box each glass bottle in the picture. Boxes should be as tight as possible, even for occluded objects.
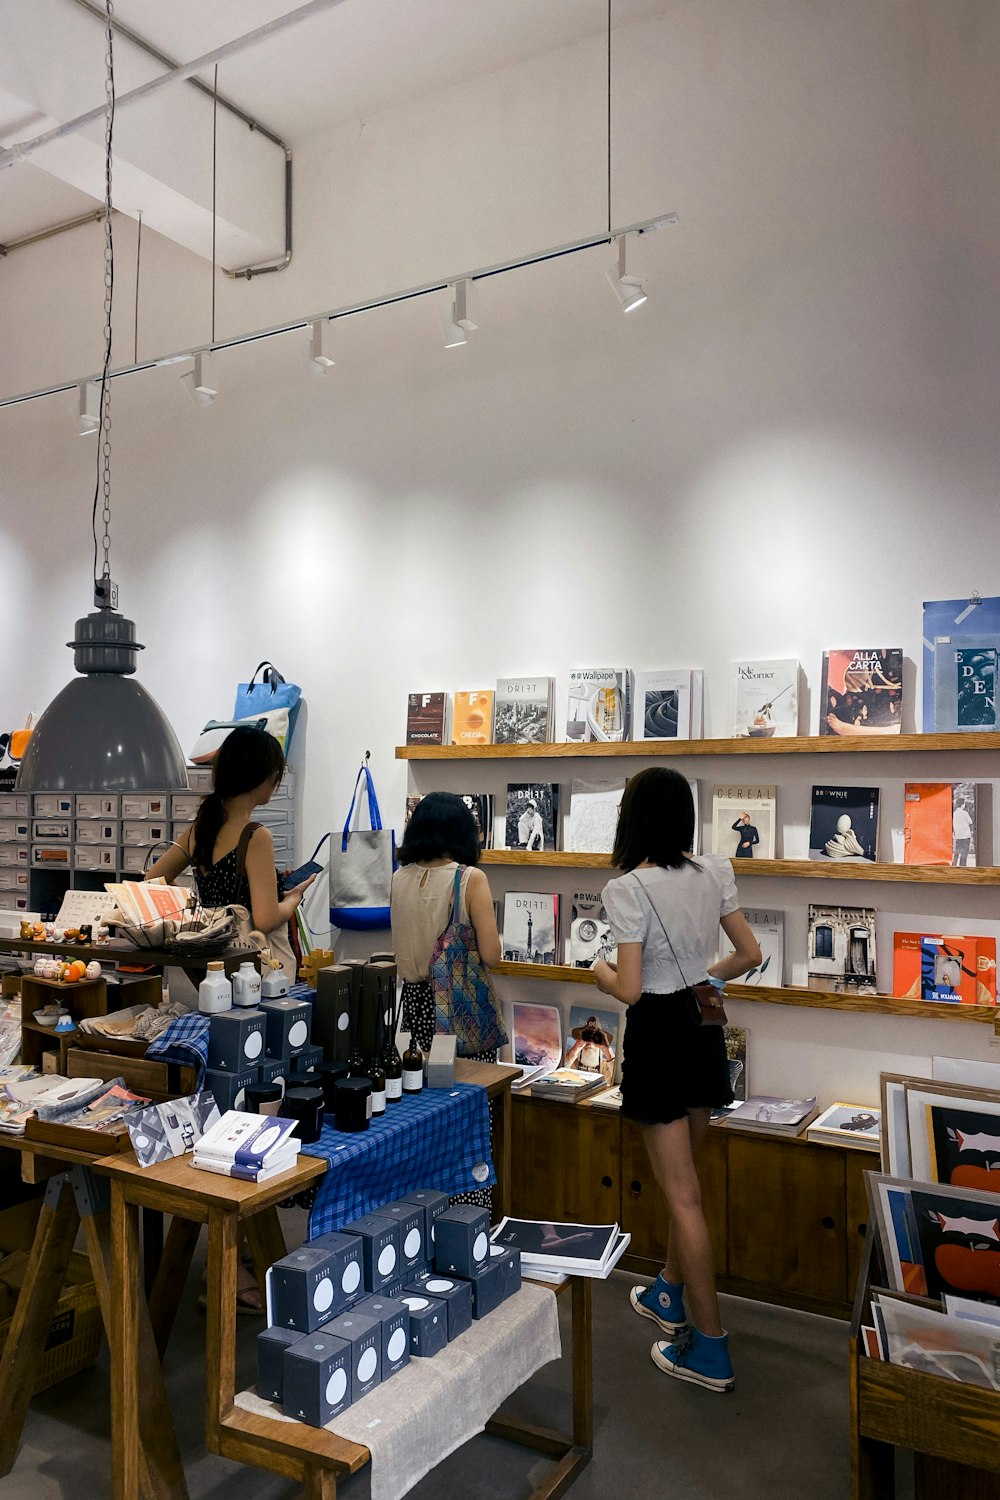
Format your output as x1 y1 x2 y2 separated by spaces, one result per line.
369 1054 387 1116
382 1040 403 1103
402 1037 424 1094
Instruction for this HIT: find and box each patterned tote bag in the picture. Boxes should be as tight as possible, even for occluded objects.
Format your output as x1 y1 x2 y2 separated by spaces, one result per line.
430 866 508 1057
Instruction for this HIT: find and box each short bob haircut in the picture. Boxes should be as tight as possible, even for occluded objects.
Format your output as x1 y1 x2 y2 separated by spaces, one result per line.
397 791 481 868
611 767 696 872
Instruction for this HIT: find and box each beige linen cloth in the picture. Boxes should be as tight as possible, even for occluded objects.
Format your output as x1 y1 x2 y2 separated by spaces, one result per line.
236 1282 561 1500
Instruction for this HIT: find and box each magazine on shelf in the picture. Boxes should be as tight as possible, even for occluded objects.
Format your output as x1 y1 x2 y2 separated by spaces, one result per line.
451 690 494 746
730 658 799 738
529 1068 608 1104
718 911 783 987
403 791 494 848
922 597 1000 730
502 892 560 964
874 1295 1000 1392
405 691 449 745
565 668 632 743
491 1216 623 1272
710 785 776 861
501 783 559 851
722 1095 818 1134
808 785 879 863
510 1002 563 1072
807 904 877 993
633 668 701 740
806 1102 881 1149
903 782 980 867
819 648 903 735
892 932 997 1006
493 676 555 746
565 890 617 969
563 1006 618 1085
589 1085 623 1110
567 778 625 854
931 636 1000 733
724 1025 749 1105
509 1063 550 1092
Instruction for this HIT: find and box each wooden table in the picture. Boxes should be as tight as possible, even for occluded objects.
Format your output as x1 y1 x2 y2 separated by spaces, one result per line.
0 934 254 979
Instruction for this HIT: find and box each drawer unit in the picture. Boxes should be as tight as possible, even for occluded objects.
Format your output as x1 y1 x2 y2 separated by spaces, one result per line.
32 845 70 867
170 793 202 821
0 795 30 816
121 847 154 874
0 890 29 911
74 820 119 846
122 820 169 848
121 795 169 820
32 820 71 841
74 846 119 871
0 845 28 867
76 794 120 818
186 766 214 794
0 820 30 843
33 794 74 817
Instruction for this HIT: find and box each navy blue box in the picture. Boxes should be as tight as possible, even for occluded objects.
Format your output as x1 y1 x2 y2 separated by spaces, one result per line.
268 1244 348 1332
204 1066 256 1114
304 1231 365 1312
405 1273 472 1340
464 1259 506 1319
354 1293 411 1376
256 1325 303 1404
261 996 312 1059
402 1189 449 1255
400 1293 447 1357
320 1310 382 1401
288 1044 323 1079
282 1331 352 1426
487 1244 522 1302
378 1201 426 1275
342 1213 400 1293
257 1058 287 1094
207 1008 266 1072
434 1205 490 1279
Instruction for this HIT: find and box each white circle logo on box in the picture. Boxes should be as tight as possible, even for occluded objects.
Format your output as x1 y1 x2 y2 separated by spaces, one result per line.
337 1013 349 1031
377 1245 397 1276
325 1368 347 1406
244 1032 263 1060
342 1260 361 1295
404 1297 428 1311
289 1020 308 1048
313 1277 334 1312
426 1279 453 1293
404 1229 421 1258
473 1232 488 1262
387 1328 406 1362
357 1348 377 1383
234 1089 246 1110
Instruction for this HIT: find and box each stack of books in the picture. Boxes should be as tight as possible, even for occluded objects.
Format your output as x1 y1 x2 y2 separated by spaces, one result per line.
720 1095 818 1136
528 1068 608 1104
806 1102 881 1150
491 1216 630 1281
192 1111 301 1182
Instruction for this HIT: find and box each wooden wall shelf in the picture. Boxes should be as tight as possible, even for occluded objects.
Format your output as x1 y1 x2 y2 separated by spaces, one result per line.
480 851 1000 884
397 731 1000 761
492 961 1000 1027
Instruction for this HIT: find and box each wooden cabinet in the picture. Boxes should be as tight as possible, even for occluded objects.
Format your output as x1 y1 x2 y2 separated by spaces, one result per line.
512 1096 621 1227
845 1148 875 1296
620 1119 727 1273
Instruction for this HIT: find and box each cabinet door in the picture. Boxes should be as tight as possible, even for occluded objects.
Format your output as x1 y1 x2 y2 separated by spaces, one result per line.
846 1148 878 1299
512 1098 621 1226
620 1120 728 1272
728 1135 847 1304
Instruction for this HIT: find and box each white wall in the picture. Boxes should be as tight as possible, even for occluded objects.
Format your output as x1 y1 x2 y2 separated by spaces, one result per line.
2 0 999 1104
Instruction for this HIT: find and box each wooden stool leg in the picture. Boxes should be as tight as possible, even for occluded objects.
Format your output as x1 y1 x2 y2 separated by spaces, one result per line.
110 1180 144 1500
570 1276 593 1451
0 1173 79 1476
148 1216 201 1361
204 1208 239 1451
244 1205 288 1294
304 1466 338 1498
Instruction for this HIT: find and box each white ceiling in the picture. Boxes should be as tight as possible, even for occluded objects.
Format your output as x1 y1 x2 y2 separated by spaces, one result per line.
0 0 672 252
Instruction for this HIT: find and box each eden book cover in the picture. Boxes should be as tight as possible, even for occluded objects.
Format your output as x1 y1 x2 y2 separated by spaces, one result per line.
808 785 880 863
493 676 554 745
730 659 799 738
565 668 632 742
819 648 902 735
932 637 999 732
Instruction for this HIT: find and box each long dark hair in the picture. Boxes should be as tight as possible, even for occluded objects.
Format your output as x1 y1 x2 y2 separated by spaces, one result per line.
398 792 481 867
191 725 285 871
611 767 695 872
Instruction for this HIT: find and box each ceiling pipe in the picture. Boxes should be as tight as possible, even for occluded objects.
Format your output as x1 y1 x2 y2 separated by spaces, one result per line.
0 208 110 257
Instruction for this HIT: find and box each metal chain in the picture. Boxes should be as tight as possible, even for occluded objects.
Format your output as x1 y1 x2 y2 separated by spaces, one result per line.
92 0 115 590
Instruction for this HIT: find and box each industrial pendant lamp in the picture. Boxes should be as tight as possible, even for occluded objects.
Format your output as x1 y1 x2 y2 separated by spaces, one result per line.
17 1 186 795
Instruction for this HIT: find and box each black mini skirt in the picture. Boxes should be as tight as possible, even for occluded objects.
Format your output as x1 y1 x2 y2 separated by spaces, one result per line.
619 988 733 1126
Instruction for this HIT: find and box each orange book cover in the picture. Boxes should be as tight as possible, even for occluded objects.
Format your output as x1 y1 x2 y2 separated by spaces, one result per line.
452 690 494 746
903 783 952 864
893 931 997 1004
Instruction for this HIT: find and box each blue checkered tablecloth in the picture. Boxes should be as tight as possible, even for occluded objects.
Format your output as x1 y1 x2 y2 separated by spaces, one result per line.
304 1083 494 1239
146 1011 210 1084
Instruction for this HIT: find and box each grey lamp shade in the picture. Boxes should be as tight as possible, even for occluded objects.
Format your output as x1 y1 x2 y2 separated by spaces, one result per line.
16 675 188 793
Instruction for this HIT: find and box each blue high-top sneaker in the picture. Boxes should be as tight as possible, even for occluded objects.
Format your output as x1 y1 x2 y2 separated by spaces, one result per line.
651 1327 735 1393
629 1275 686 1337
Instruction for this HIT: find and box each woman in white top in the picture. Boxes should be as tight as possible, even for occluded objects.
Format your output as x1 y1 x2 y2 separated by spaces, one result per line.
594 768 760 1395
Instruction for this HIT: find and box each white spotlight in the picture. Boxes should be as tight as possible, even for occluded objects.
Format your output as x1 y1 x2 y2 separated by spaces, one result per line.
181 351 218 406
606 235 648 313
307 319 335 374
77 381 100 436
442 280 477 348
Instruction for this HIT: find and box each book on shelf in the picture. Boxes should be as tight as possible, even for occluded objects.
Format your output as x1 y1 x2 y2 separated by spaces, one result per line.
567 777 625 854
509 1063 550 1091
493 676 555 746
529 1067 608 1104
502 892 560 964
633 668 703 740
501 783 559 851
904 782 980 867
565 889 617 969
405 691 449 745
710 785 776 861
725 1024 749 1104
722 1095 818 1134
806 1101 881 1149
931 637 999 733
807 904 877 994
192 1110 301 1181
922 596 1000 730
404 793 421 827
451 689 494 746
808 785 879 863
565 668 632 743
892 932 997 1005
194 1147 300 1183
563 1005 619 1086
510 1002 563 1072
719 911 783 987
589 1084 623 1110
404 791 494 849
491 1216 627 1274
730 658 799 738
819 648 903 735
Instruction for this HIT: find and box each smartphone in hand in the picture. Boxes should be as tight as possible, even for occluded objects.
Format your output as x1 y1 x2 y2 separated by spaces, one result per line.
282 860 323 889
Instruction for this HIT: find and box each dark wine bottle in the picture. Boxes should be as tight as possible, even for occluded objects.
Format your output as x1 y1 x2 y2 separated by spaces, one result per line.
402 1037 424 1094
369 1054 387 1115
383 1042 403 1103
